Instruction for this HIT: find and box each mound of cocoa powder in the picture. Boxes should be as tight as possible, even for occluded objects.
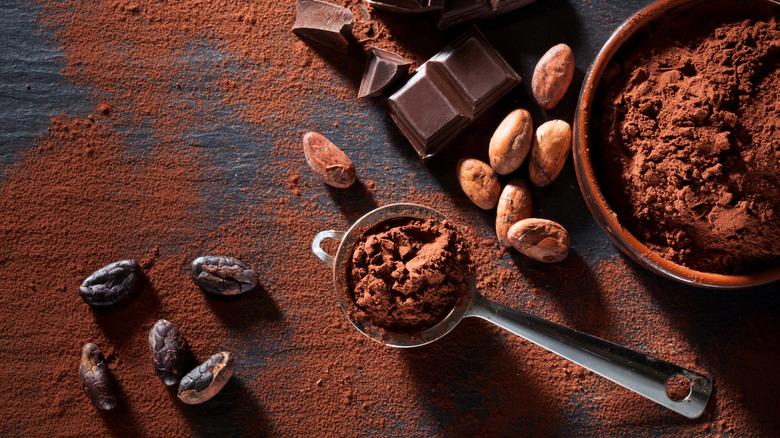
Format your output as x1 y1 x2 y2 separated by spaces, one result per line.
593 1 780 274
348 218 472 333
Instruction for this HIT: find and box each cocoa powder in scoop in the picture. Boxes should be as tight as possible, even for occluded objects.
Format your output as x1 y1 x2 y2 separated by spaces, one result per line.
594 2 780 274
348 219 472 332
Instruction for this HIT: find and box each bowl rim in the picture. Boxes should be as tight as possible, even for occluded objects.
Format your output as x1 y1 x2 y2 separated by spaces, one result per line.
572 0 780 289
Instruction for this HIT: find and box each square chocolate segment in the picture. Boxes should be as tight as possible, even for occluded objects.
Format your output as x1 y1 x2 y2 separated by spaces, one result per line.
385 64 471 156
384 27 521 161
430 30 519 115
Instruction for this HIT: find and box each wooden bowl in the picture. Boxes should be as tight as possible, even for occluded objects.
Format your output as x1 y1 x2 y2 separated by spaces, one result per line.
572 0 780 289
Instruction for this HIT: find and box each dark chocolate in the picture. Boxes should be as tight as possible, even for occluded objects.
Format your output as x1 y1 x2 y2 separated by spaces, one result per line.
384 27 520 161
434 0 536 30
365 0 444 13
358 47 412 99
292 0 354 54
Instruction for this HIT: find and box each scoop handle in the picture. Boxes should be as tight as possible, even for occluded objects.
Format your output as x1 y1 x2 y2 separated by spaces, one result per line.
312 230 347 268
466 293 712 419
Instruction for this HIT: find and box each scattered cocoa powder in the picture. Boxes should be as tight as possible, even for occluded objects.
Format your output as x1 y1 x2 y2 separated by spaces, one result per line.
594 0 780 274
348 218 471 332
0 0 778 437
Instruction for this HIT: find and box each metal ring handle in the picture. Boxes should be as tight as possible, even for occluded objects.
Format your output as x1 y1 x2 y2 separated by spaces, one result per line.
312 230 346 268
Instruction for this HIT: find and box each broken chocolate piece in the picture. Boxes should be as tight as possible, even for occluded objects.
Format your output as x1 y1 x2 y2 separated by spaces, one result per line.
434 0 536 30
292 0 354 54
365 0 444 13
384 27 520 161
358 47 412 99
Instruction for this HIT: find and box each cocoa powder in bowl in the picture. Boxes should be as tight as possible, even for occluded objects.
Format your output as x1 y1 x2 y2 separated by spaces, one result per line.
347 218 472 333
592 0 780 275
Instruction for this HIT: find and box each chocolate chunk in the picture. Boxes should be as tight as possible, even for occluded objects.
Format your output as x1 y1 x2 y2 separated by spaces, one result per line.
358 47 412 99
292 0 354 54
365 0 444 13
434 0 536 30
384 27 520 161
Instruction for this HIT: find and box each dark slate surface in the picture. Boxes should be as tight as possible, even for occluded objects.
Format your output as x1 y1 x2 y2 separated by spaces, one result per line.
2 0 779 436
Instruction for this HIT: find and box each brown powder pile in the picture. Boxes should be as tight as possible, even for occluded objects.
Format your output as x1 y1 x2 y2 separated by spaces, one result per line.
348 218 472 332
594 1 780 274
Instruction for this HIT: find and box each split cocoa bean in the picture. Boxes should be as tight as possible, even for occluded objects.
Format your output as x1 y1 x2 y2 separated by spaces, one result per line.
507 218 570 263
178 351 235 405
456 158 501 210
496 178 533 247
532 43 575 110
303 131 356 188
489 109 533 175
528 120 572 187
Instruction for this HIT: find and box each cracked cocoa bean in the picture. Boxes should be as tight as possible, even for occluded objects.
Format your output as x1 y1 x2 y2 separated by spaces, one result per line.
178 351 235 405
190 256 258 295
149 319 187 386
79 343 117 410
78 259 141 306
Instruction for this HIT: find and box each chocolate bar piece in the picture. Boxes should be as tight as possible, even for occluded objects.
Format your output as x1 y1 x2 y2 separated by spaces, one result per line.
358 47 412 99
434 0 536 30
292 0 354 53
365 0 444 13
384 27 520 161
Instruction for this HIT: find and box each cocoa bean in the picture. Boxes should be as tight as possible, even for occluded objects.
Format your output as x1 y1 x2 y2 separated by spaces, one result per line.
528 120 572 187
507 218 570 263
496 178 533 247
489 109 533 175
190 256 258 296
79 343 117 410
149 319 187 386
532 43 575 110
456 158 500 210
78 259 141 307
178 351 235 405
303 131 356 188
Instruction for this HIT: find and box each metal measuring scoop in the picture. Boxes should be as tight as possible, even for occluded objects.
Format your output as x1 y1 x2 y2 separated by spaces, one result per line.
312 203 712 419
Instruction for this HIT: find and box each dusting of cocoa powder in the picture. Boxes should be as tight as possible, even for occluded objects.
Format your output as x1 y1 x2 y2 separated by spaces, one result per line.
594 1 780 274
348 218 472 332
